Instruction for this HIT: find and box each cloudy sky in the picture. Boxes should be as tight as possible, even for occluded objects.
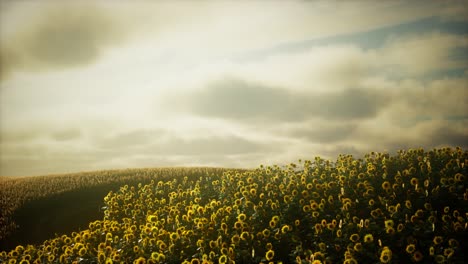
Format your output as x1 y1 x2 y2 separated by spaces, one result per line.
1 0 467 176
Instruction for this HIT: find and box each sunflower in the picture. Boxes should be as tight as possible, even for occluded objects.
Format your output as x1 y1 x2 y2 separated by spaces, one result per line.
433 236 443 245
405 200 412 209
220 247 228 256
384 219 394 228
169 232 179 241
218 255 228 264
336 229 342 238
318 203 325 211
353 243 362 252
159 241 167 251
271 202 278 210
315 223 322 234
318 242 326 252
231 234 240 244
78 247 87 257
387 205 396 214
133 245 140 253
434 255 446 263
15 246 24 254
59 254 67 263
405 244 416 254
280 225 290 234
349 234 360 243
310 201 319 211
410 178 418 186
269 220 277 228
397 223 404 232
150 252 159 261
415 209 424 218
237 213 247 222
209 240 218 249
134 257 146 264
448 239 459 247
265 249 275 261
98 252 106 263
444 248 454 258
379 248 392 263
343 259 357 264
381 181 391 191
221 223 228 233
112 253 121 262
386 227 395 235
240 231 250 240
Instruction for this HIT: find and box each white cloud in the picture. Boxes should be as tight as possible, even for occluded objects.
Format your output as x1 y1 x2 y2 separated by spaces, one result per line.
379 33 468 75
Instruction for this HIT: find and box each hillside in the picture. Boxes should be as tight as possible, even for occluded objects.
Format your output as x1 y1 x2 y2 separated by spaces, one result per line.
0 167 240 251
0 147 467 263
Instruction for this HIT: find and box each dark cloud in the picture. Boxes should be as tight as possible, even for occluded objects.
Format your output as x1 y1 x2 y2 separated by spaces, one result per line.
185 79 290 120
0 2 125 80
428 126 468 148
317 88 387 120
180 78 389 122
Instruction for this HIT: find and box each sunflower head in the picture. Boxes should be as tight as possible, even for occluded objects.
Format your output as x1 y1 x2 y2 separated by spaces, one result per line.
405 244 415 254
349 233 360 243
433 236 443 245
265 249 275 261
364 234 374 243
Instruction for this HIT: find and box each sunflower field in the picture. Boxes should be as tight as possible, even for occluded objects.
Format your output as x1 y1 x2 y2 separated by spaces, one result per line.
1 147 467 263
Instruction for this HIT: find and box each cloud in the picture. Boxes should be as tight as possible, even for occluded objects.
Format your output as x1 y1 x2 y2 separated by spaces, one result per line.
378 76 468 126
95 127 274 156
284 123 358 144
51 129 82 142
174 78 389 122
96 129 166 150
428 123 468 148
380 32 468 75
0 130 42 143
2 1 461 81
157 135 274 156
0 1 127 80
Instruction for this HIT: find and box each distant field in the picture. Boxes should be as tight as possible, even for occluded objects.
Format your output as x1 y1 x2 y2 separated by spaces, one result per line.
0 148 467 263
